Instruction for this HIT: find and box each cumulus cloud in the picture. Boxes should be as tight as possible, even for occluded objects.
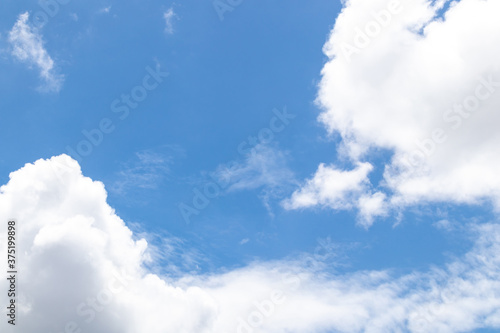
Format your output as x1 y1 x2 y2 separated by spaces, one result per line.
283 162 371 210
357 191 388 227
8 12 64 92
286 0 500 222
282 162 386 227
0 155 500 332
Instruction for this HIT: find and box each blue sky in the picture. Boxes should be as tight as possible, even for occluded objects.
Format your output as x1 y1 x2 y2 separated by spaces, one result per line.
0 0 358 269
1 0 500 332
0 0 459 272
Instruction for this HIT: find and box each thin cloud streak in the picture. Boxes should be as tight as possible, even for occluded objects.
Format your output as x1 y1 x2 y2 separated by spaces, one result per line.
8 12 64 92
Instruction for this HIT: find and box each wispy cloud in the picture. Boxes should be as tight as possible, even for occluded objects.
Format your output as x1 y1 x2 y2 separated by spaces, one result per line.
163 7 176 35
128 223 210 277
111 146 183 195
8 12 64 92
215 144 295 192
98 6 112 14
214 143 297 214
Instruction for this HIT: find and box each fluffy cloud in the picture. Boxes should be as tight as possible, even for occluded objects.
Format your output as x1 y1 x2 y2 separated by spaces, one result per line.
283 162 372 210
286 0 500 221
1 155 500 332
282 162 386 227
8 12 64 92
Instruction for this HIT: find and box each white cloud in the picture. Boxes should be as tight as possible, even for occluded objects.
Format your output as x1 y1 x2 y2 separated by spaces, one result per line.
1 155 500 332
98 6 112 14
286 0 500 222
111 146 182 195
282 162 386 226
214 144 297 214
357 191 388 228
163 7 176 35
8 12 64 93
283 162 372 210
215 144 295 193
129 226 209 277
